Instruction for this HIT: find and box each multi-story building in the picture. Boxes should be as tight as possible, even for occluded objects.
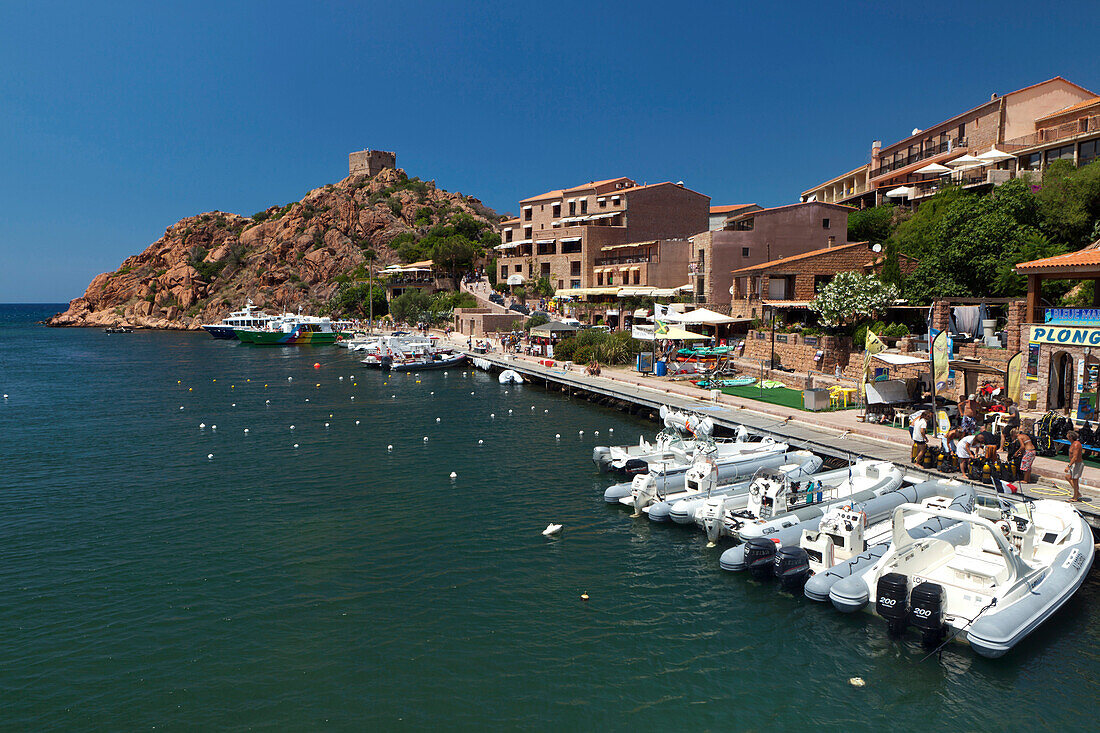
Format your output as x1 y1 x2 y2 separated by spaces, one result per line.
688 202 853 308
495 177 709 292
801 77 1096 207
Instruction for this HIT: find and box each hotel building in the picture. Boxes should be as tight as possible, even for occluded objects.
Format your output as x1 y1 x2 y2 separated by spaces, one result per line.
495 177 709 293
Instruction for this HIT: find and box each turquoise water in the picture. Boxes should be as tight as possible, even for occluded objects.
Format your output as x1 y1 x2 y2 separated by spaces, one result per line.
2 304 1098 730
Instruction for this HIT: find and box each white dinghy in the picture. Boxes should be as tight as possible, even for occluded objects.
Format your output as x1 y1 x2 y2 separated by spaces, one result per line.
829 496 1094 657
708 460 903 549
638 450 823 521
499 369 524 384
602 435 789 504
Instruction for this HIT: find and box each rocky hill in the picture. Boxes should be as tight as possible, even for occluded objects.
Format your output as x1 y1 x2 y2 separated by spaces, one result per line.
47 168 499 329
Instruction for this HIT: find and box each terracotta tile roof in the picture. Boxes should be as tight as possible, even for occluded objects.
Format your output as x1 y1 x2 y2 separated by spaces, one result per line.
1014 242 1100 272
731 242 868 274
519 189 564 203
622 181 710 199
562 177 633 193
1035 96 1100 122
710 204 758 214
726 201 855 222
500 218 520 225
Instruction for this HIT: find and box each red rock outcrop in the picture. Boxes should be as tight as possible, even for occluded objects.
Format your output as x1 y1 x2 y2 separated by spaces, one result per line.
47 168 498 329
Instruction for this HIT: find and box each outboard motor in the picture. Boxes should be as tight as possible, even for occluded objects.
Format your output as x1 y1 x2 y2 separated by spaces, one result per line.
773 546 810 592
631 473 660 516
909 582 947 647
698 498 726 545
875 572 910 636
622 458 649 476
743 537 778 580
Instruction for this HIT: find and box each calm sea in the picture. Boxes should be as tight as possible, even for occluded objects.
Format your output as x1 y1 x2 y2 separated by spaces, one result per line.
1 304 1098 730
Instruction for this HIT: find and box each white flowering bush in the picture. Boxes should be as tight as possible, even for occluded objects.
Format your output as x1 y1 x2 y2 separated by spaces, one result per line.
809 271 898 328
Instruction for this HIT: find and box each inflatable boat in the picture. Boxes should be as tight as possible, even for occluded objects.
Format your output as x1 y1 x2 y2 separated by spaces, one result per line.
602 438 789 504
706 460 903 549
828 496 1094 658
641 450 823 521
801 480 974 602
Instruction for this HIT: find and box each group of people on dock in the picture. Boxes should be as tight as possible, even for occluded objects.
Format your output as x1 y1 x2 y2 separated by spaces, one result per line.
910 393 1084 500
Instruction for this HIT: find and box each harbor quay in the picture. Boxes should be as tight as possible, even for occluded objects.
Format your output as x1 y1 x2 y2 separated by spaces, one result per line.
445 337 1100 534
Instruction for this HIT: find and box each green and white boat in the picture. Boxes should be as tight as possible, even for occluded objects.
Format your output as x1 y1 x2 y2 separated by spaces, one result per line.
235 314 340 345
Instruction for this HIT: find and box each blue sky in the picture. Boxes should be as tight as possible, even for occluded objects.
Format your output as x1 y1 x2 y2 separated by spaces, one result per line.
2 0 1099 302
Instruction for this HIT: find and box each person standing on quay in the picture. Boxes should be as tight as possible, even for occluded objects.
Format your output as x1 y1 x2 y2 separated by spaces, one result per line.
1065 431 1084 502
911 410 929 465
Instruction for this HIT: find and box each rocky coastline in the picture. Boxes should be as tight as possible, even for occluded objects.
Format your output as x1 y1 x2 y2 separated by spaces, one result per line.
47 168 497 329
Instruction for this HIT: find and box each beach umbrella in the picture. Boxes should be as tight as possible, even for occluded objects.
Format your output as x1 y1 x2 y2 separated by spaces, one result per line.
886 186 915 198
977 147 1014 162
947 154 982 166
915 162 952 174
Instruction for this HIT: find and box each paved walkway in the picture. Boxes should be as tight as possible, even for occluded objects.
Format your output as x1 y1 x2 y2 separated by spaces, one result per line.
441 333 1098 519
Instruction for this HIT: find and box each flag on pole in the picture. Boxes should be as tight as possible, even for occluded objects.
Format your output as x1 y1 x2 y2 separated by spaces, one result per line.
932 330 949 392
1006 350 1022 404
859 330 886 405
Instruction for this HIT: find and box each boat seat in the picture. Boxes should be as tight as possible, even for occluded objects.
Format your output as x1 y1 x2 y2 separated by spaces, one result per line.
946 553 1002 585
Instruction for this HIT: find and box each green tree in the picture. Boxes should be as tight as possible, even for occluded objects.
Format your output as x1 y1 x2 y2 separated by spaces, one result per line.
389 289 433 323
525 313 550 330
847 204 896 244
328 282 388 317
1033 159 1100 248
890 179 1052 302
431 235 479 272
809 271 898 328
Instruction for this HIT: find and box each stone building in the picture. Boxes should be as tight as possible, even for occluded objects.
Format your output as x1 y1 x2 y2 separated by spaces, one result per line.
348 149 397 177
688 202 853 309
728 240 919 319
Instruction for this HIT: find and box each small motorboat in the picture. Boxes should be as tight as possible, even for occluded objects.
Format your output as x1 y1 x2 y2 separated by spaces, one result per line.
602 435 789 505
104 325 134 334
802 479 975 602
659 451 823 523
499 369 524 384
630 450 823 521
386 351 467 371
709 460 903 551
828 496 1095 657
593 419 725 475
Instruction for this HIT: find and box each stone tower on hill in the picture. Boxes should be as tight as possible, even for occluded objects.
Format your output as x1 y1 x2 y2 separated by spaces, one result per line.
348 149 396 176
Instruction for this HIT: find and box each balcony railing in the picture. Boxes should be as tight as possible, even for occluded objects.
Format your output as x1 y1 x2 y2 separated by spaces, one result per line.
1003 115 1100 151
870 139 963 178
593 254 654 266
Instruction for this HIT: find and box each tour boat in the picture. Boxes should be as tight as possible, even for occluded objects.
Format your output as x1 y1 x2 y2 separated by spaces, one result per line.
234 314 338 345
201 300 278 339
828 496 1094 657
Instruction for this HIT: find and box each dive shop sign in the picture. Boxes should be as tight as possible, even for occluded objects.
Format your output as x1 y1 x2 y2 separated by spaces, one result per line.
1030 325 1100 346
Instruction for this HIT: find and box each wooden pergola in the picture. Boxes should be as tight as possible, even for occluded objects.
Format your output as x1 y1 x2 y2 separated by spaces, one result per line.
1015 241 1100 323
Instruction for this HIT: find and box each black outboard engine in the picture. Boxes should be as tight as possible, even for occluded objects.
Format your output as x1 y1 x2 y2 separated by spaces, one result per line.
380 355 393 371
875 572 909 636
773 546 810 592
744 537 778 580
909 582 947 647
622 459 649 476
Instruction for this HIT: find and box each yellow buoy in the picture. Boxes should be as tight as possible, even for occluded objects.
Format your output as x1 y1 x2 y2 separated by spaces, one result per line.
188 387 192 391
580 592 589 601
